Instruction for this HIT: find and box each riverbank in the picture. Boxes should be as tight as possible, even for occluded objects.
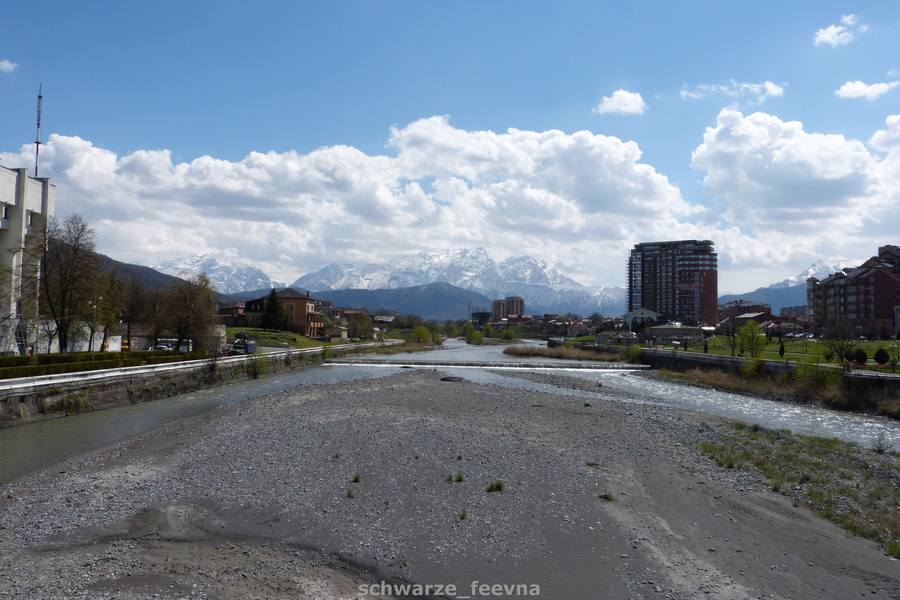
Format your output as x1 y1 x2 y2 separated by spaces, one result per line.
502 344 634 362
0 340 413 428
650 367 900 419
1 369 896 599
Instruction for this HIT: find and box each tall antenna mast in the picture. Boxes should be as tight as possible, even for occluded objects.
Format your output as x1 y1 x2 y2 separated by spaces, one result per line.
34 84 43 177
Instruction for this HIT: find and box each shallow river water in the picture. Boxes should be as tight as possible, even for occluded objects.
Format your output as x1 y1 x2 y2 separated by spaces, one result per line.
1 338 897 483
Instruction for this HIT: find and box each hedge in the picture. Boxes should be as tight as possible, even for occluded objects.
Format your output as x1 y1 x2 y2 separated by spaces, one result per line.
0 353 209 380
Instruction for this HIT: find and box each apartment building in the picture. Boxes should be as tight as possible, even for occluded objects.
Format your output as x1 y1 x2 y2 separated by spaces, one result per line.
628 240 718 325
491 296 525 322
0 166 56 352
807 245 900 336
244 288 325 338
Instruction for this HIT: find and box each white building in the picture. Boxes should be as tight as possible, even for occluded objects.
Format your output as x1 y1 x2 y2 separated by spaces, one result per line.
0 166 55 353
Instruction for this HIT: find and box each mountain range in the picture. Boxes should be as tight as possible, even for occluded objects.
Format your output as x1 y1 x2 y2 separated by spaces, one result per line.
292 248 627 316
153 255 285 295
147 251 863 318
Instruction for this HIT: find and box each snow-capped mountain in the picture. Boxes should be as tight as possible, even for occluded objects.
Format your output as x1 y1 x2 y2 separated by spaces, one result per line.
768 259 860 289
153 255 285 294
292 248 627 316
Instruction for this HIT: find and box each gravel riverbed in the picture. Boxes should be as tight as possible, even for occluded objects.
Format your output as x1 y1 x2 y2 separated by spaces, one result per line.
0 369 897 599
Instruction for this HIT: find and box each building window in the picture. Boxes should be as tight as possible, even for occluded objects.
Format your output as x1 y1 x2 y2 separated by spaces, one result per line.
1 205 7 220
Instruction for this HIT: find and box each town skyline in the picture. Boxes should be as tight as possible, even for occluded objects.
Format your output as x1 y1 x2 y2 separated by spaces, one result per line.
1 2 899 294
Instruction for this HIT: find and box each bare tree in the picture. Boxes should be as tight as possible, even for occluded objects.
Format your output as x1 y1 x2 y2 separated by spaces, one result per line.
120 274 148 351
38 215 99 352
166 274 216 352
823 322 855 365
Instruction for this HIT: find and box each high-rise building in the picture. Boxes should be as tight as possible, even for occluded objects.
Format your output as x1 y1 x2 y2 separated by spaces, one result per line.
628 240 718 324
0 166 55 351
491 296 525 321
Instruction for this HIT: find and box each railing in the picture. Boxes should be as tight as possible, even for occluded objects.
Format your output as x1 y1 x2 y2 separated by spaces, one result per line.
0 340 404 395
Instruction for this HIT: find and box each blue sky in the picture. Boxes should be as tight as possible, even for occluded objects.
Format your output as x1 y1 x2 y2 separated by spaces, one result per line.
2 1 899 293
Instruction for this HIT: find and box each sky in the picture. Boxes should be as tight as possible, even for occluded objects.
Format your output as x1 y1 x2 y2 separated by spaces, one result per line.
1 1 899 293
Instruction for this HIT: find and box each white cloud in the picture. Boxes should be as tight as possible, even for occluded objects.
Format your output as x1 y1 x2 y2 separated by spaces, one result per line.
680 80 784 105
4 112 899 293
0 59 18 73
814 24 853 47
869 114 900 152
834 80 900 100
691 109 900 287
592 90 647 115
814 14 868 47
0 117 701 286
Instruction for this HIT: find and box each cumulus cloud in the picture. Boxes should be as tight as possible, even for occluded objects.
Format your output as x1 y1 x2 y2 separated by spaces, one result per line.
814 14 867 47
592 90 647 115
834 80 900 100
0 59 18 73
691 109 900 276
0 117 703 286
869 114 900 151
680 80 784 105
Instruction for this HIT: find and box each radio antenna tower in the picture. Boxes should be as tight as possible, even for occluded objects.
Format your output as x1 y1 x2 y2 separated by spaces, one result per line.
34 84 43 177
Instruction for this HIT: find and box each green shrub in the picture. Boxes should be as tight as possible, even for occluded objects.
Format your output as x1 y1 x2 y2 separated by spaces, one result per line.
874 348 890 365
624 345 643 363
465 330 484 345
853 348 868 365
740 358 766 377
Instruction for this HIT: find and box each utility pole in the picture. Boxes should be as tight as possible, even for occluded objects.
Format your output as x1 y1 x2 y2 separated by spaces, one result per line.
34 84 43 177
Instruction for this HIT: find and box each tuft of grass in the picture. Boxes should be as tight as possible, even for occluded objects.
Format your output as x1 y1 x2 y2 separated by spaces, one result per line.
454 472 464 483
585 461 599 468
459 510 468 521
486 481 505 493
598 492 615 502
456 454 463 461
346 488 355 499
351 473 360 483
700 421 899 557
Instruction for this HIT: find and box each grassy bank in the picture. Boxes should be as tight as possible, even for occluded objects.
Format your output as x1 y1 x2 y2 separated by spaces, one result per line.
503 345 637 362
654 366 900 418
225 327 332 349
701 422 899 557
340 341 436 356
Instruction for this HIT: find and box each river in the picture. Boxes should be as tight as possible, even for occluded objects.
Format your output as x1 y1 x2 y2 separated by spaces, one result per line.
1 338 897 483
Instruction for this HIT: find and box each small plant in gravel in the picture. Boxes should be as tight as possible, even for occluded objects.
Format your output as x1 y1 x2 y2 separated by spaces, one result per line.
351 473 360 483
346 488 355 498
459 511 468 521
454 473 464 483
456 454 463 461
870 431 894 455
599 492 615 502
585 461 599 468
486 481 504 493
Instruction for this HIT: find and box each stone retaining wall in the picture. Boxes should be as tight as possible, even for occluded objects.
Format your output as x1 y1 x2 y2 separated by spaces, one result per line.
0 350 321 426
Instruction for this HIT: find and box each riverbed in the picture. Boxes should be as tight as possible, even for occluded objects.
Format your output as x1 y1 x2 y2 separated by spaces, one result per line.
2 339 897 484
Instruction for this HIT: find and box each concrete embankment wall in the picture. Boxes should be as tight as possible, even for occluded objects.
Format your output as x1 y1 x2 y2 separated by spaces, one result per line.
0 343 399 427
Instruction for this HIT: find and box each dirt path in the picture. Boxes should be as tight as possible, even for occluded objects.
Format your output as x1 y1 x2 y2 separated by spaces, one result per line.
0 370 896 599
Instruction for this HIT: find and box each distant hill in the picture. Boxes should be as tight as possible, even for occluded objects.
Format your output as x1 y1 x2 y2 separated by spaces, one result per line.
95 252 229 301
718 284 806 314
314 282 491 320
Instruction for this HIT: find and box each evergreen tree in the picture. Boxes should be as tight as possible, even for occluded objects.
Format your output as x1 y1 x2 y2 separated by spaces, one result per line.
261 289 286 330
